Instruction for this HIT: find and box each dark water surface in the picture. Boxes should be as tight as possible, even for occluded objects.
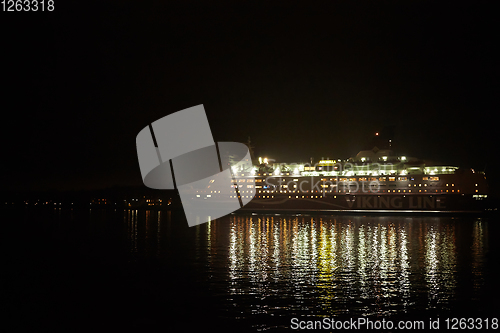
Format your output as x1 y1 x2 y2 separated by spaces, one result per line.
3 208 499 332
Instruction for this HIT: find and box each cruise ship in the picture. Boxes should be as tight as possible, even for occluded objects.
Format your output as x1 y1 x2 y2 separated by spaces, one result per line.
231 135 490 214
186 134 490 214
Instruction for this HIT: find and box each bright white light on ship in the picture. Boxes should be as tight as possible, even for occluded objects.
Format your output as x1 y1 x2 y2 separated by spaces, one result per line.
361 157 366 162
400 170 407 175
294 168 299 175
264 158 268 164
232 166 238 174
401 156 406 161
274 167 280 175
258 157 262 164
382 156 387 161
250 168 256 176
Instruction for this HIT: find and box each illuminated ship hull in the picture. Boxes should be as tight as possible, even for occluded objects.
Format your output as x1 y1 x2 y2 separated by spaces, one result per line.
241 192 488 214
191 144 491 214
239 175 490 214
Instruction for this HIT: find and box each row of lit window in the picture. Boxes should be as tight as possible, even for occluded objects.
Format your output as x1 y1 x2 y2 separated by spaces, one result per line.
199 187 477 196
231 185 256 189
387 189 460 193
408 183 459 187
250 176 441 182
255 189 361 193
197 194 256 199
255 189 464 195
255 185 459 193
198 190 256 194
240 190 474 199
232 184 255 188
253 189 465 198
202 190 255 193
198 187 478 200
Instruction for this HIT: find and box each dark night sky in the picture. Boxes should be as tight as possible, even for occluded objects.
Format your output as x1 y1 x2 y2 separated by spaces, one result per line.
1 1 497 192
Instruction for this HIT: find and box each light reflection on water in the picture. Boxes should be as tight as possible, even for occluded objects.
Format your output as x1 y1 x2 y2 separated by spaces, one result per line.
471 220 487 300
221 216 458 317
119 211 493 330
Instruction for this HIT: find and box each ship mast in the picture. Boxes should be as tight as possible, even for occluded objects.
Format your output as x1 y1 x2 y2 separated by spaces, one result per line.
373 126 395 150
